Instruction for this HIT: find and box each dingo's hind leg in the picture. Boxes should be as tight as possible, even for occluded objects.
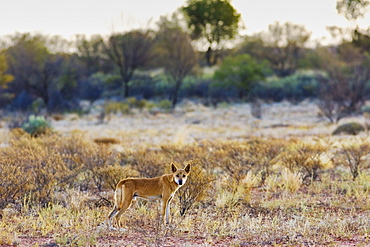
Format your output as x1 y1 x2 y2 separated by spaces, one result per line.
108 206 119 230
113 187 134 230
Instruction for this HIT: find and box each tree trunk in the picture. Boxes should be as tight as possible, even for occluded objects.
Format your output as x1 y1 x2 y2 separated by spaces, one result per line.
124 79 129 98
171 79 182 108
205 47 212 66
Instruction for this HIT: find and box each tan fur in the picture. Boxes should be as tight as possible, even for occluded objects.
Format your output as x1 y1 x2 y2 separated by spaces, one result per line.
107 163 191 230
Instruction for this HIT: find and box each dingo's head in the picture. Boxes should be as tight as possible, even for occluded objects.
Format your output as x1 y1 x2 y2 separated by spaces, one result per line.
171 163 191 186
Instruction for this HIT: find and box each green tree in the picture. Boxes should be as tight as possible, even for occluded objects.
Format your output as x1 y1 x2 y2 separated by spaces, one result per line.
352 28 370 52
213 54 267 98
237 22 311 77
182 0 241 65
156 16 198 107
335 0 370 54
337 0 370 21
75 34 112 75
5 33 76 111
104 30 155 98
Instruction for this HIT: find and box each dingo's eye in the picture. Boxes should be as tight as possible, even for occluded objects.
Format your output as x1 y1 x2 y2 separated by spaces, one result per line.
182 175 186 178
176 175 180 177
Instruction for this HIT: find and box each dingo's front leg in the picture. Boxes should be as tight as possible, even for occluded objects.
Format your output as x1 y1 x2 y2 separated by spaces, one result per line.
162 193 174 225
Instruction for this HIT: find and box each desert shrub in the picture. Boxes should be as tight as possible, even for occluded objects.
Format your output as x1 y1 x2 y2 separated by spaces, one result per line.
55 132 94 174
93 164 139 190
280 168 303 193
144 101 157 112
279 141 332 181
135 99 148 110
126 97 137 107
157 99 172 112
9 127 28 138
81 145 121 191
104 101 130 115
335 139 370 180
21 115 52 137
332 122 365 135
265 168 303 193
0 149 28 209
128 150 168 178
252 71 319 101
208 139 284 183
126 97 148 111
213 143 254 182
176 163 215 216
0 135 76 208
247 139 286 183
160 143 209 165
216 171 260 208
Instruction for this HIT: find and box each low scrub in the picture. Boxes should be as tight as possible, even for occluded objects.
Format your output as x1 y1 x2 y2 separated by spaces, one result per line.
1 135 370 245
21 115 52 137
332 122 365 135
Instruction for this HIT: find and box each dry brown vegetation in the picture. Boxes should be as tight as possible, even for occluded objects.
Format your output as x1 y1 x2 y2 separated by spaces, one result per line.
0 102 370 246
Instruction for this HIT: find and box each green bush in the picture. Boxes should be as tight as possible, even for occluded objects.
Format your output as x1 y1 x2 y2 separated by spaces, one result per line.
361 105 370 114
126 97 137 107
126 97 148 110
104 101 130 115
157 99 172 112
253 71 319 101
21 115 52 137
332 122 365 135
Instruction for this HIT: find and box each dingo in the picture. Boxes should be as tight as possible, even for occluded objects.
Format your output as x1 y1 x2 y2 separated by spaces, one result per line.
107 163 191 230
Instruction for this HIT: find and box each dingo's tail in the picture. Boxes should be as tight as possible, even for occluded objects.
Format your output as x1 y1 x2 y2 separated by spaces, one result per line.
114 184 124 209
108 182 125 229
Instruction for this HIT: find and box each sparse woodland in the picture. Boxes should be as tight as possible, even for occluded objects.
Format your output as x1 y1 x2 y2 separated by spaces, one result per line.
1 0 370 245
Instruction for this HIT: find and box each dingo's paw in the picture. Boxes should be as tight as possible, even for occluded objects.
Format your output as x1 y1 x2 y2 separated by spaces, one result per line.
108 226 118 231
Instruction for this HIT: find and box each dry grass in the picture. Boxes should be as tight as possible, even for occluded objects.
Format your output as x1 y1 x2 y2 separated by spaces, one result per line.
1 102 370 246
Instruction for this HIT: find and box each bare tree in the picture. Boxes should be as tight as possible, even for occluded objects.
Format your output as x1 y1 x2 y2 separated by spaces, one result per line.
156 17 198 107
256 22 311 77
317 43 370 122
75 34 111 75
104 30 155 98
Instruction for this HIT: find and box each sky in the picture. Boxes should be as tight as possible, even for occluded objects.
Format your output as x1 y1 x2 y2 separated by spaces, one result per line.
0 0 369 45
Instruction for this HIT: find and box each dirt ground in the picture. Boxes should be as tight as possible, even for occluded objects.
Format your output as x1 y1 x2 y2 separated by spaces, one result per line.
0 100 367 246
51 100 349 146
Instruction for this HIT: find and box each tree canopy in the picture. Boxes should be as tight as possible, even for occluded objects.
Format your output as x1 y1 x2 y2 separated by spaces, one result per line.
105 30 155 97
156 16 198 107
182 0 241 65
336 0 370 21
213 54 267 98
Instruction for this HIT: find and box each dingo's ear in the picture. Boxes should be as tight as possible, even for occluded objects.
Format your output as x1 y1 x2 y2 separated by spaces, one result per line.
171 163 178 173
184 163 191 173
